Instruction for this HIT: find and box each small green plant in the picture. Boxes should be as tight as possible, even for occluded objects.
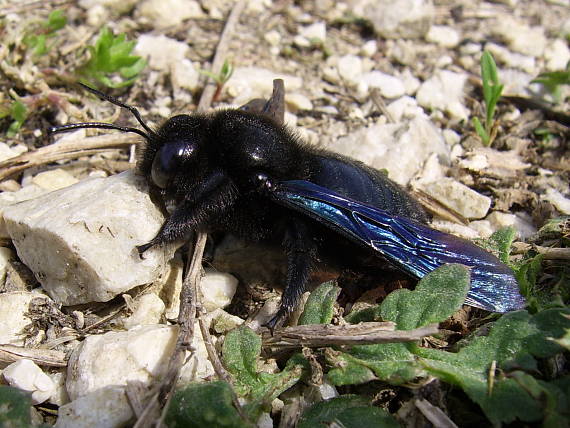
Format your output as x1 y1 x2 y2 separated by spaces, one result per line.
473 51 504 146
23 10 67 56
532 62 570 103
0 98 28 137
77 27 146 89
200 59 234 102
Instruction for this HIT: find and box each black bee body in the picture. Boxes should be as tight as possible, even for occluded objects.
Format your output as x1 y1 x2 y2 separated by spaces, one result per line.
137 107 427 326
50 80 525 329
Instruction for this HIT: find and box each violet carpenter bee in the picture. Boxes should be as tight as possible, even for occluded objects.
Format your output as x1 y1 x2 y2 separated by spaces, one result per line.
50 80 526 328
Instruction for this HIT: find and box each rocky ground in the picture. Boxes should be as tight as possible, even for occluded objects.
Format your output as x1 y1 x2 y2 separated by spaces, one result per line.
0 0 568 427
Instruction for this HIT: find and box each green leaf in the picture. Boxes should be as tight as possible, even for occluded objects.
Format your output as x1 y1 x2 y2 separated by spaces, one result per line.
380 264 470 330
222 326 305 419
416 308 570 424
0 386 32 428
165 381 251 428
6 100 28 137
472 117 490 145
297 395 399 428
298 280 341 325
45 10 67 32
486 226 516 265
77 27 146 88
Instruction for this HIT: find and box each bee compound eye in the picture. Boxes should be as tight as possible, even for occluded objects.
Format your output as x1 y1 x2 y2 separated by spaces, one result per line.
151 141 196 189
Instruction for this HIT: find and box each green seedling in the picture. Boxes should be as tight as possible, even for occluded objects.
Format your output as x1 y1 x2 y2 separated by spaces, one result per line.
200 59 234 102
473 51 504 146
77 27 146 89
0 98 28 137
532 62 570 103
23 10 67 56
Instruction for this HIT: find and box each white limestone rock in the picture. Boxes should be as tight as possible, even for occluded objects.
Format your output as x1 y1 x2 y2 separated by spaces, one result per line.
2 359 55 404
299 22 326 43
136 0 205 29
116 293 165 329
55 386 133 428
31 169 79 192
199 269 239 312
286 93 313 112
414 178 491 219
493 16 547 57
3 170 176 306
326 116 449 185
544 188 570 215
544 39 570 72
0 291 51 345
337 54 363 87
0 184 49 238
360 71 406 98
66 325 178 400
416 70 469 120
135 34 189 71
426 25 460 48
359 0 434 39
0 247 14 285
485 211 537 240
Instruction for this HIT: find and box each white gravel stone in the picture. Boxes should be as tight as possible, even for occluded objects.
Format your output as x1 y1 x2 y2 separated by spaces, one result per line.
135 34 189 71
426 25 460 48
493 16 547 57
399 69 421 95
360 0 434 39
199 269 238 312
415 178 492 219
55 386 133 428
31 169 79 192
3 171 176 306
48 371 69 406
2 359 55 404
386 96 425 121
136 0 205 29
203 308 244 334
361 71 406 98
171 59 200 93
469 220 495 238
544 188 570 214
0 246 14 285
327 116 449 185
485 211 537 240
544 39 570 71
264 30 282 46
361 40 377 57
416 70 469 120
0 291 50 345
0 142 26 162
66 325 178 400
226 67 303 106
430 220 481 240
117 293 165 329
299 22 326 42
247 297 281 330
285 93 313 112
337 54 363 87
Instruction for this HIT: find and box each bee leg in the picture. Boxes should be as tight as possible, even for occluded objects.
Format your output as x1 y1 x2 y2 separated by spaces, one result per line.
136 179 237 258
265 219 316 330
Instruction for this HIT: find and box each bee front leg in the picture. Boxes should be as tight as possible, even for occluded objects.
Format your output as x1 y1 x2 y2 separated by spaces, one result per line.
137 177 237 257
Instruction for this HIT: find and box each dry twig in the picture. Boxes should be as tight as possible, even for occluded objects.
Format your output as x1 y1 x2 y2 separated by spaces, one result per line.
262 322 439 349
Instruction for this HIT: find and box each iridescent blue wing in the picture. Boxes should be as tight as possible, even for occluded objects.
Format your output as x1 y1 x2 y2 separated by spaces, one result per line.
272 180 525 312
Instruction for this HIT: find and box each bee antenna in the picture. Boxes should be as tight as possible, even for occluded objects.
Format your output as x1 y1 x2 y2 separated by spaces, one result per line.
77 83 156 136
48 122 151 140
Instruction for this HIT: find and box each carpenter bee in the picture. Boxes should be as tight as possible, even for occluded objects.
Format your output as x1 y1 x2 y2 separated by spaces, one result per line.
50 80 526 328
